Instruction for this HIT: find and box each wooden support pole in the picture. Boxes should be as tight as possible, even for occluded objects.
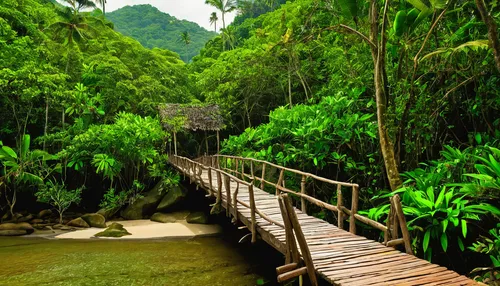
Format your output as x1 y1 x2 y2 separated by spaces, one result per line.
235 159 239 177
217 171 222 204
349 185 359 234
233 181 239 220
241 160 245 181
278 196 300 264
248 183 257 243
384 202 392 245
282 194 318 286
205 131 209 155
208 167 213 197
390 197 399 240
276 263 298 275
393 194 413 255
277 267 308 283
276 169 284 196
260 163 266 190
301 175 307 213
250 161 254 181
224 175 231 217
173 132 177 155
337 184 343 230
216 130 220 154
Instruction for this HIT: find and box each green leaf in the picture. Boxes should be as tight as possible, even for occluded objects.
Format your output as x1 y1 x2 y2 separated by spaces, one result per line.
406 0 429 11
461 220 467 238
440 233 448 252
423 229 431 253
457 237 464 251
338 0 358 18
0 146 17 159
21 134 30 159
475 133 482 144
442 219 448 233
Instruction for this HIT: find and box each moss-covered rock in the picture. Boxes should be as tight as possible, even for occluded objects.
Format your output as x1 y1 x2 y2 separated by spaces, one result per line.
94 223 131 238
186 212 209 224
97 206 121 220
37 209 53 219
156 185 186 211
121 181 167 220
0 222 34 235
81 213 106 228
67 217 90 228
150 212 177 223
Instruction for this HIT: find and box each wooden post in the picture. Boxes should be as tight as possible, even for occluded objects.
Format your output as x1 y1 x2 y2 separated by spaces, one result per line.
208 167 213 197
337 184 343 229
173 132 177 155
217 171 222 204
205 130 209 155
241 159 245 180
393 194 413 255
233 182 239 219
248 183 257 243
390 197 399 240
224 175 231 217
276 169 284 196
235 159 239 177
260 163 266 190
278 196 300 264
301 175 307 213
250 161 254 180
349 185 359 234
216 130 220 154
282 194 318 286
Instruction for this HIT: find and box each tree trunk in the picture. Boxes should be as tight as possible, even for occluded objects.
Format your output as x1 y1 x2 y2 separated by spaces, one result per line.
475 0 500 72
288 63 293 108
222 12 226 51
217 130 220 154
43 94 49 151
370 0 402 191
59 211 63 224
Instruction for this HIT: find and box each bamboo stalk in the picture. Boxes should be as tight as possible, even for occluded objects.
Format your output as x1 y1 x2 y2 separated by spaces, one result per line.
248 183 257 243
261 163 266 190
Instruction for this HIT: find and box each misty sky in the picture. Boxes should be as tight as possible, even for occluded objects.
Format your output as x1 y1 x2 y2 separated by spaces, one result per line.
104 0 237 31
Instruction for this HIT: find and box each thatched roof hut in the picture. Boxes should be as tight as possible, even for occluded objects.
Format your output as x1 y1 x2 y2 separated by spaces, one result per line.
158 104 224 132
158 103 225 155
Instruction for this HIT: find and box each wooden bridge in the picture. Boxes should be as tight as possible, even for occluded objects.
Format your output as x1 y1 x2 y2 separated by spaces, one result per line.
169 154 479 286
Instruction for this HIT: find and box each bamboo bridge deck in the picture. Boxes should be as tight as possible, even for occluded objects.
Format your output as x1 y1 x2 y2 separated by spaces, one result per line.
169 155 478 286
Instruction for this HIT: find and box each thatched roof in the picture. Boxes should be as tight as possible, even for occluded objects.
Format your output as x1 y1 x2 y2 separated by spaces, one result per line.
158 104 225 132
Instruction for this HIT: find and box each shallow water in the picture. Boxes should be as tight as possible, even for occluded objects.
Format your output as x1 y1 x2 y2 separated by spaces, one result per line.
0 233 281 286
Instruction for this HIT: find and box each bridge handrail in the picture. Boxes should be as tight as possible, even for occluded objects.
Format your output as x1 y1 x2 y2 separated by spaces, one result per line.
195 154 388 235
169 155 283 243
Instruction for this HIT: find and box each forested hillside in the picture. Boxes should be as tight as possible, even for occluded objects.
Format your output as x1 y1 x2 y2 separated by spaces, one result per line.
107 5 217 62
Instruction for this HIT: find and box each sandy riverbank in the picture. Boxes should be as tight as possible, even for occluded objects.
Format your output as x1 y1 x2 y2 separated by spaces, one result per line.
54 219 222 240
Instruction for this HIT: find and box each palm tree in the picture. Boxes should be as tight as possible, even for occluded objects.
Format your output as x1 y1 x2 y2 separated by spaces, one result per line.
179 31 191 62
221 26 237 50
209 12 218 32
205 0 236 50
93 0 107 16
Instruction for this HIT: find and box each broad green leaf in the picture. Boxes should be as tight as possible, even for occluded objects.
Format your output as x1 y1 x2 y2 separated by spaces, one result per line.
457 237 464 251
338 0 358 18
0 146 17 159
406 0 429 12
440 233 448 252
461 220 467 238
21 134 30 159
423 229 431 253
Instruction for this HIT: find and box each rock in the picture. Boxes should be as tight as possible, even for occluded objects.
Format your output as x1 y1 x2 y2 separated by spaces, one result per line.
121 181 168 220
52 224 64 230
17 214 33 223
67 217 90 228
94 223 131 238
0 230 28 236
12 213 23 221
97 206 121 220
81 213 106 228
30 218 43 224
156 185 186 212
60 226 73 231
186 212 209 224
150 212 177 223
0 222 34 234
38 209 53 219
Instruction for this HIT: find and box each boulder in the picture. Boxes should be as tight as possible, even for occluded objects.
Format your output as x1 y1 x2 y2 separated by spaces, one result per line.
67 217 90 228
0 222 34 235
81 213 106 228
150 213 177 223
30 218 43 224
0 230 27 236
17 214 33 223
97 206 121 220
94 223 131 238
156 185 186 212
38 209 53 219
186 212 209 224
121 181 167 220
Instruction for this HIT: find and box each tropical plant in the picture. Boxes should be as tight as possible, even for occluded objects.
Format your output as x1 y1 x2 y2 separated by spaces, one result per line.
179 31 191 62
35 180 82 224
470 224 500 283
0 135 57 217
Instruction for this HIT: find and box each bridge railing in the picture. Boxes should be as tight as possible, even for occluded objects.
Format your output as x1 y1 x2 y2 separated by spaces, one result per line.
178 154 411 252
169 154 283 243
195 155 388 235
